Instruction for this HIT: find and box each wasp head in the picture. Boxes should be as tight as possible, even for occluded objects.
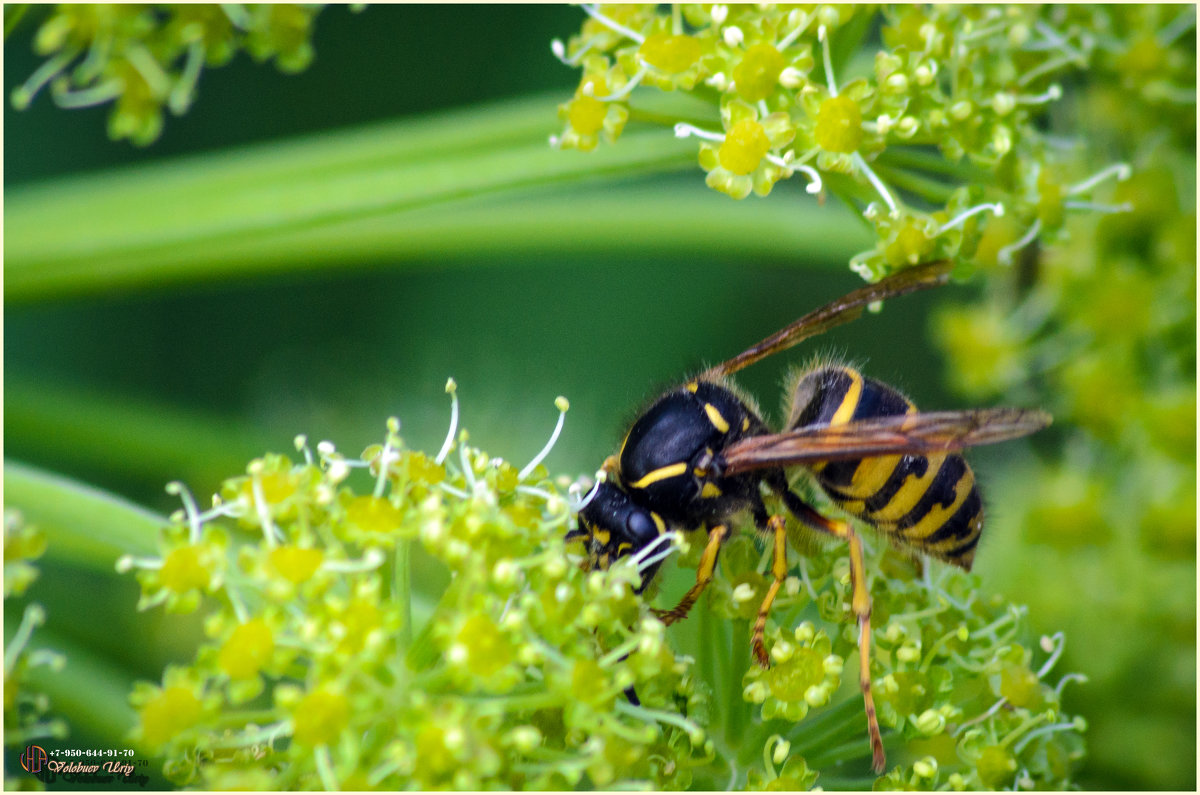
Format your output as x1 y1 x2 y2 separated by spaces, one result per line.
568 481 671 592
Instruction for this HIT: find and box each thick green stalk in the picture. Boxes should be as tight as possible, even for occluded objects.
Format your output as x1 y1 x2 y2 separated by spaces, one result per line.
4 461 161 570
6 91 871 301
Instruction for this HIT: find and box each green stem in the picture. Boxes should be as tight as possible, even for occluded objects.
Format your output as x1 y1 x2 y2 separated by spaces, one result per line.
870 162 958 205
4 461 161 570
5 93 694 300
396 540 412 650
6 90 871 301
725 619 750 745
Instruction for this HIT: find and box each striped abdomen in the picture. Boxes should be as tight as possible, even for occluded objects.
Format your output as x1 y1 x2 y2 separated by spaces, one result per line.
787 365 983 570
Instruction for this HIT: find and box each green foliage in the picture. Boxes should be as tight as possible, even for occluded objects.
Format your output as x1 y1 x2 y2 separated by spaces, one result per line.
8 4 325 145
552 5 1136 279
928 5 1196 789
4 511 68 788
120 392 1084 789
3 3 1193 790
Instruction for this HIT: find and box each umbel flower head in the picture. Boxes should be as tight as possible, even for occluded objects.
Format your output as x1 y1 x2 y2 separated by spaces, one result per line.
553 4 1136 280
10 4 325 145
120 386 710 790
122 382 1086 789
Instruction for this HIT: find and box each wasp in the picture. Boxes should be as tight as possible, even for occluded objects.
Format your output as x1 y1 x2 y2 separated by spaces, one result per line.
567 260 1051 773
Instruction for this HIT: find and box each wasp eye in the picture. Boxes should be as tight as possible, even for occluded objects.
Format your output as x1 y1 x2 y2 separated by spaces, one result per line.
625 510 659 546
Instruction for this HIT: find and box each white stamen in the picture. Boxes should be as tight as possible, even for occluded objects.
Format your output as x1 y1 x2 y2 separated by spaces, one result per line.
321 548 386 573
722 25 744 48
11 48 78 110
436 378 459 465
636 536 680 573
1054 672 1088 698
580 4 645 44
599 67 645 101
936 202 1005 234
115 555 163 573
1013 720 1085 754
1063 200 1132 214
765 153 823 194
1036 632 1066 678
4 604 47 675
1067 163 1132 196
519 397 569 481
997 218 1042 265
574 480 601 512
166 481 204 544
818 25 837 95
710 5 728 26
852 152 898 215
294 434 313 466
630 532 677 568
674 122 725 142
169 39 206 114
777 9 814 50
1016 84 1062 105
50 78 122 109
250 473 282 548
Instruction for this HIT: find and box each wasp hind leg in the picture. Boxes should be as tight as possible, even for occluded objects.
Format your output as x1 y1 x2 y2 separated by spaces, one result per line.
773 480 887 775
652 523 728 625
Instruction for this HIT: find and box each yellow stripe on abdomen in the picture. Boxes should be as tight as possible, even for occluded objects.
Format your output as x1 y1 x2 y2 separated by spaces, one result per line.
828 368 863 426
866 453 946 523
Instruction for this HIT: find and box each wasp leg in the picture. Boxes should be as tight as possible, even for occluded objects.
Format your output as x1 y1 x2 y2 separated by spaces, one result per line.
776 487 886 774
652 524 728 625
750 514 789 667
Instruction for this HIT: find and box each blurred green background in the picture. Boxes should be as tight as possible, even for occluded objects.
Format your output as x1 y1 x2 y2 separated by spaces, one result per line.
4 5 1194 790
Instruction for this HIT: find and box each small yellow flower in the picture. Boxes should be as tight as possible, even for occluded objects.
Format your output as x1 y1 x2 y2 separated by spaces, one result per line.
814 94 863 153
291 688 350 747
139 685 203 749
218 618 275 680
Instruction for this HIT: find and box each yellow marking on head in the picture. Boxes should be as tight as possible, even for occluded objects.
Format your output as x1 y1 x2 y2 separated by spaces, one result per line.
651 512 667 534
693 466 708 477
700 482 723 499
829 368 864 426
704 403 731 433
629 462 689 489
686 381 699 392
616 542 632 556
594 529 611 546
742 417 750 431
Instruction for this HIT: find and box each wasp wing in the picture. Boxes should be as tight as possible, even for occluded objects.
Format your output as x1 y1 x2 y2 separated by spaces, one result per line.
720 408 1052 474
704 260 953 378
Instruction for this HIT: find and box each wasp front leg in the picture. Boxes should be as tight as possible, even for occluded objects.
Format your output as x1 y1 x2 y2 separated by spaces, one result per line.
653 523 728 624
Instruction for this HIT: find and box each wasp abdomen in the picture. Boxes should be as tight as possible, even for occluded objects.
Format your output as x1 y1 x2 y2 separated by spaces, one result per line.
789 366 983 570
